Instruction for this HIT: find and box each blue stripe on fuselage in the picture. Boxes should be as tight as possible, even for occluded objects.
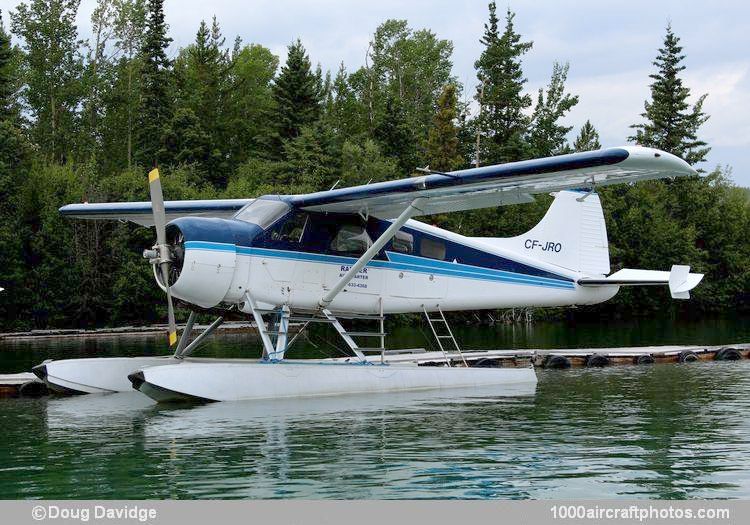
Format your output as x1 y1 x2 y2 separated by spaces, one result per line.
184 242 575 290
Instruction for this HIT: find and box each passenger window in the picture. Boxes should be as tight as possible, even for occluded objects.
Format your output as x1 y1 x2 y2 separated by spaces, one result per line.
330 224 373 254
420 238 445 260
392 230 413 254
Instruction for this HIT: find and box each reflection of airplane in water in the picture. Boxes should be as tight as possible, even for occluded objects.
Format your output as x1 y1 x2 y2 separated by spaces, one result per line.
44 392 155 432
35 147 703 402
43 385 535 435
141 383 537 439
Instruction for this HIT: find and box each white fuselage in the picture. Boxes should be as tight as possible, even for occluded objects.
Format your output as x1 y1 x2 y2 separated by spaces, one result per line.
168 218 618 314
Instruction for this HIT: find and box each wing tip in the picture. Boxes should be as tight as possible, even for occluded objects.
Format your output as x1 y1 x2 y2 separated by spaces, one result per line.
618 145 697 177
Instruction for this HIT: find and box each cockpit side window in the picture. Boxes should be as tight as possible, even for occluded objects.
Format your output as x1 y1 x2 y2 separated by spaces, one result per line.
233 199 290 229
270 212 308 244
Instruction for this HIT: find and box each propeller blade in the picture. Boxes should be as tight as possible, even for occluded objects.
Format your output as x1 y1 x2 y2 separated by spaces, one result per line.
162 264 178 346
148 168 177 346
148 168 167 245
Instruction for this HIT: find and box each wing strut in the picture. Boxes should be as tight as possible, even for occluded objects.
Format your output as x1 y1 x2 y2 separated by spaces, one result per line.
319 198 425 308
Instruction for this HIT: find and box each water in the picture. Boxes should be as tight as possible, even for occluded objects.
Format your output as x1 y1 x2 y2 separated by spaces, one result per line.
1 318 749 499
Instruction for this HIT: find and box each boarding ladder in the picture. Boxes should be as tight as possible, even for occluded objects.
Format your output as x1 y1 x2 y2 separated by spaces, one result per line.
424 306 468 367
322 300 386 363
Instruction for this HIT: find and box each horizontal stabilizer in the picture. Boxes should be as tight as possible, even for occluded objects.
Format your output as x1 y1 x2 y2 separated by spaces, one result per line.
578 265 704 299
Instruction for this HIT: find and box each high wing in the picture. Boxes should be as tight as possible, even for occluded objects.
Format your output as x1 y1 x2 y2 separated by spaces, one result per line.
58 146 695 224
289 146 696 218
59 198 253 226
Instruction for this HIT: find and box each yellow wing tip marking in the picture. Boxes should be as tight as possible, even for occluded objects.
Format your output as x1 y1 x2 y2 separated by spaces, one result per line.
148 168 160 183
168 331 177 346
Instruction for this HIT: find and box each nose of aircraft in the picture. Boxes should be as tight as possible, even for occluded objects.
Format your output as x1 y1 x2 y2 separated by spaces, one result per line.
153 217 263 308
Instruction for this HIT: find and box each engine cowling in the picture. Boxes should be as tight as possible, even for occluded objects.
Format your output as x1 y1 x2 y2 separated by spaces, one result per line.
155 217 262 308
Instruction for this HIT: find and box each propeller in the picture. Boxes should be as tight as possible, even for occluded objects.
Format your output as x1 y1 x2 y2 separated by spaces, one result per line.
147 168 178 346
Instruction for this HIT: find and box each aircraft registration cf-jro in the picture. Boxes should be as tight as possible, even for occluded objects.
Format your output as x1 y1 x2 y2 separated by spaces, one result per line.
33 146 703 402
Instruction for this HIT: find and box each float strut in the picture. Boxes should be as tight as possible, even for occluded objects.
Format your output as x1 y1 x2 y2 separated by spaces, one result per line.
178 316 224 358
173 311 197 357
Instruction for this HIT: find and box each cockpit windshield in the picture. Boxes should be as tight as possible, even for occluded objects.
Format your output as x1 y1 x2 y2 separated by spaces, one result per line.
233 199 291 229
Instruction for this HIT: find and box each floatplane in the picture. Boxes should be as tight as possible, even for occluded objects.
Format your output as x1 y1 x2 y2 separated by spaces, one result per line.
33 146 703 402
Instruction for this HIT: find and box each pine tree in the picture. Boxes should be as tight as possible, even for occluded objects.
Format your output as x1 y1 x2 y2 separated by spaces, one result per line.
0 10 31 328
0 10 17 121
527 62 578 157
325 63 365 139
169 17 233 183
474 3 533 165
628 24 709 165
573 120 601 151
374 94 417 175
271 39 321 154
0 9 29 202
161 106 209 166
135 0 171 167
425 83 462 171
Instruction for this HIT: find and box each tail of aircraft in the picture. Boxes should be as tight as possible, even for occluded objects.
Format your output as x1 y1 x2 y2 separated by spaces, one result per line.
474 190 611 276
474 189 704 298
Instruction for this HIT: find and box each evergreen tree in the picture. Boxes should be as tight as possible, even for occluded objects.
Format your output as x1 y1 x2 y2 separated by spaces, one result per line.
161 106 209 166
629 24 709 165
0 10 28 195
573 119 601 151
527 62 578 157
474 3 532 165
0 10 19 121
277 124 337 189
11 0 83 162
271 39 321 154
169 17 233 183
0 10 31 323
425 83 462 171
135 0 171 167
324 63 367 140
374 94 417 175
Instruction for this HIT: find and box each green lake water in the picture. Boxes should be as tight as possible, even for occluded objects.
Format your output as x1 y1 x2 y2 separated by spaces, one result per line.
1 318 749 499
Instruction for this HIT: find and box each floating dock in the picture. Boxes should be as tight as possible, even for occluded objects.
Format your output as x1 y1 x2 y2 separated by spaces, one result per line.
0 372 48 397
1 343 748 398
345 343 750 368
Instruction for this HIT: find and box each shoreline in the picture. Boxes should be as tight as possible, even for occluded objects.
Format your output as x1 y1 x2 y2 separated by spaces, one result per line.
0 322 265 342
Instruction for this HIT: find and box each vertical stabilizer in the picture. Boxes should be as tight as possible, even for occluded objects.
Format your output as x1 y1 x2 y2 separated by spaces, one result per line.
472 190 610 275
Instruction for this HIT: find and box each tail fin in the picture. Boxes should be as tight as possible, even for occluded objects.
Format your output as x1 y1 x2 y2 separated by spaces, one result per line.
473 190 610 275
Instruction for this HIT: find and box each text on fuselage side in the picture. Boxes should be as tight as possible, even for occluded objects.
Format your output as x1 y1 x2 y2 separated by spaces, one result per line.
339 265 368 289
524 239 562 253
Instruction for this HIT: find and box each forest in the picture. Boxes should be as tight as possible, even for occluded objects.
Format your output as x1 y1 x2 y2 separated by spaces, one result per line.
0 0 748 330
